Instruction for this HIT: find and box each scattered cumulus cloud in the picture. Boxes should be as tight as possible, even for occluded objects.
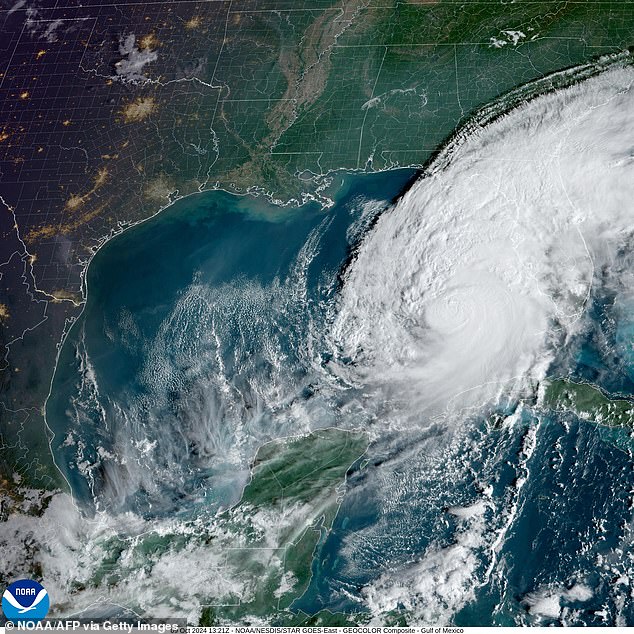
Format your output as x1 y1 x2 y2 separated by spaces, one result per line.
114 34 158 85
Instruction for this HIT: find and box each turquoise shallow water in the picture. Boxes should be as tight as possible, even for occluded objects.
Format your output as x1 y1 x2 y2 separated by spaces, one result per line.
47 169 417 515
46 167 634 625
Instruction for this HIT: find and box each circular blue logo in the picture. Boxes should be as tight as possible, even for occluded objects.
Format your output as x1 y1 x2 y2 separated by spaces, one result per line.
2 579 49 623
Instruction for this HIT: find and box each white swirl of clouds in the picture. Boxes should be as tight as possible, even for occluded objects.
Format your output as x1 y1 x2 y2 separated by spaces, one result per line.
341 64 634 623
329 64 634 425
9 61 634 625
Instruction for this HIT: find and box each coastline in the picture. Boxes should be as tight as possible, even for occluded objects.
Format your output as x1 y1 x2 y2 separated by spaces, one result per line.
1 46 633 625
31 48 634 502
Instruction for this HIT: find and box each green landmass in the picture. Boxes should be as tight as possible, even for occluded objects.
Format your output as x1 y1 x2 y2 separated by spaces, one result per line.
543 379 634 427
4 0 634 492
62 429 368 624
212 428 368 624
214 0 634 194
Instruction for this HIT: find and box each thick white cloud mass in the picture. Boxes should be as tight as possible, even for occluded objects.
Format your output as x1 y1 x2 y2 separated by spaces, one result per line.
330 63 634 425
340 63 634 622
6 61 634 626
114 34 158 84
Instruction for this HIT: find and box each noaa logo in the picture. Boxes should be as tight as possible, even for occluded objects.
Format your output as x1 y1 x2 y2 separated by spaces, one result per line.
2 579 49 622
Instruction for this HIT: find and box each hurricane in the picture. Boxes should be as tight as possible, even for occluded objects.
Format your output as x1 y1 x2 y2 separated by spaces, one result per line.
325 61 634 622
5 59 634 625
329 62 634 426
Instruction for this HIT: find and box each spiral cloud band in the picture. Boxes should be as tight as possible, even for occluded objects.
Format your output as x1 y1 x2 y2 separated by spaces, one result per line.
330 63 634 424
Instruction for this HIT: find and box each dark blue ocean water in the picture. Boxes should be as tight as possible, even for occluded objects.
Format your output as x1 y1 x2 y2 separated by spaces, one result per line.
46 168 634 625
47 169 416 515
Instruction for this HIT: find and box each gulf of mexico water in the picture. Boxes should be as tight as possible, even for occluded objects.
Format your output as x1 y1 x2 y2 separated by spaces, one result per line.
45 162 634 625
46 169 418 518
